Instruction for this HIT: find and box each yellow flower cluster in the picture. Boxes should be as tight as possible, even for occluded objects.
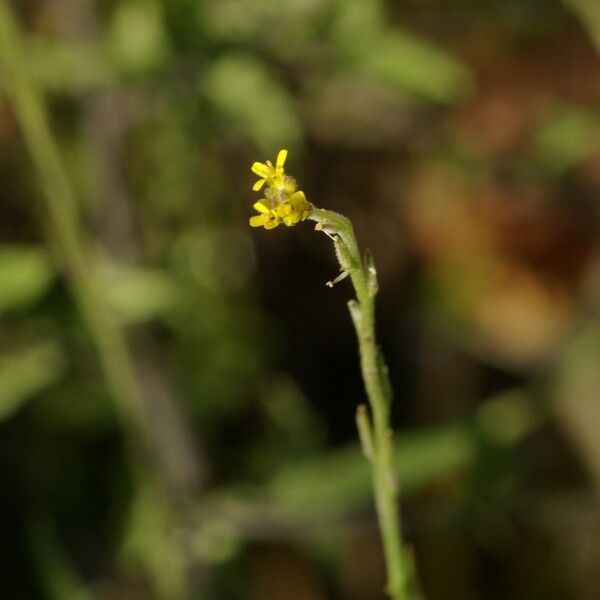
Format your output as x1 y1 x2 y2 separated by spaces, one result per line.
249 149 312 230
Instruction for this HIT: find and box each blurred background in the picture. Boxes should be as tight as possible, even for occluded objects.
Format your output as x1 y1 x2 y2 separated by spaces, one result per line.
0 0 599 598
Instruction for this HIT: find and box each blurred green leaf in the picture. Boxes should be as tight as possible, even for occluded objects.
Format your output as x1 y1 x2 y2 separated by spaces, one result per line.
0 342 65 422
476 389 542 446
107 0 171 75
260 373 325 451
99 262 182 324
331 0 385 44
562 0 600 54
349 31 473 103
331 0 471 103
554 323 600 490
120 483 188 598
202 0 326 59
214 391 544 526
190 517 242 565
0 245 55 313
202 53 302 153
534 106 600 175
26 37 113 93
268 423 474 520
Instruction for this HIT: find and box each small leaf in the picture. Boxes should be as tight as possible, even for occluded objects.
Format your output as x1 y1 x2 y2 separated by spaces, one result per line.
336 26 473 103
99 262 181 324
534 105 600 175
107 0 171 75
202 53 302 153
0 245 55 313
0 342 65 422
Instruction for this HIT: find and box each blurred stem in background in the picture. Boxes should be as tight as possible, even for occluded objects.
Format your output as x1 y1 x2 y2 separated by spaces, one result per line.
0 3 195 597
0 0 146 468
310 208 411 600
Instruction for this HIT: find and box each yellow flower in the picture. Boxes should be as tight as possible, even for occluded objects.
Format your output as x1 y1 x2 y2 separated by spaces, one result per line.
274 191 311 226
249 150 312 230
249 200 279 230
251 148 288 192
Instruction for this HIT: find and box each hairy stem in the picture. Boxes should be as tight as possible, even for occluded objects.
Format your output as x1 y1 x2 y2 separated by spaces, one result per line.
310 207 409 600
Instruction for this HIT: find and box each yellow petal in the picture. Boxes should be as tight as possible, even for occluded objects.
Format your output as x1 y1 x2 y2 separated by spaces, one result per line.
252 178 266 191
290 190 306 202
249 215 266 227
276 149 288 169
264 219 279 230
251 162 270 177
273 202 291 217
253 200 270 214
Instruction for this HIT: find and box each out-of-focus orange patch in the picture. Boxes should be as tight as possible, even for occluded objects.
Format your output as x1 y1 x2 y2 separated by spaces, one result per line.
450 28 600 156
400 161 594 367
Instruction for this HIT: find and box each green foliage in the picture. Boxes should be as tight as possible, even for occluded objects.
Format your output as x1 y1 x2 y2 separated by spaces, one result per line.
202 53 302 153
120 484 188 599
0 245 55 313
268 423 474 521
27 38 112 92
350 31 472 103
0 0 597 597
100 261 181 324
0 342 65 422
563 0 600 52
534 105 600 175
107 0 171 76
332 0 471 102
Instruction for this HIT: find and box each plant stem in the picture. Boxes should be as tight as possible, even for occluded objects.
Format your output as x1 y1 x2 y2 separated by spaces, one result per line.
310 207 409 600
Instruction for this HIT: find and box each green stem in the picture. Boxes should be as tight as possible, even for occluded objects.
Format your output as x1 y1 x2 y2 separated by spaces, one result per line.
310 207 409 600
